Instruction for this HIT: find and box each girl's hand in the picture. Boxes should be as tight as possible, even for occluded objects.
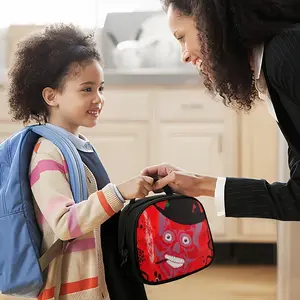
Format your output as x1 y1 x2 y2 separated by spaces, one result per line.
117 176 154 200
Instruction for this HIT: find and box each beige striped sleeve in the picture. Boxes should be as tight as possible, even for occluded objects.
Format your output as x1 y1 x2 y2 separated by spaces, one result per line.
30 139 124 241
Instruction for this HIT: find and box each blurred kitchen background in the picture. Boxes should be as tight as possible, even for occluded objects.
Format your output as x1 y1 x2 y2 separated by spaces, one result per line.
1 1 300 299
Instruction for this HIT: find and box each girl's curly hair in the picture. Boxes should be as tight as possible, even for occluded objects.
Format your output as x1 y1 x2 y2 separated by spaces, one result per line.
161 0 300 111
8 23 101 124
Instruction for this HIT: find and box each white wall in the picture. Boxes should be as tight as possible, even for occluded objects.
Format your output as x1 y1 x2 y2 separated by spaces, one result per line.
0 0 162 28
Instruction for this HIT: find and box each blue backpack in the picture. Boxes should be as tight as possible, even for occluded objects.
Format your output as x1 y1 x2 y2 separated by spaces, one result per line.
0 124 88 298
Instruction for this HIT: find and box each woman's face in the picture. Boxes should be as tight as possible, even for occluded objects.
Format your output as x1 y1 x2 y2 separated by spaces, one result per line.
167 4 202 70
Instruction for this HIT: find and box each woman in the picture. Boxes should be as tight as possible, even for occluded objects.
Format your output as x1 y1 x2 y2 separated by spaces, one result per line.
142 0 300 221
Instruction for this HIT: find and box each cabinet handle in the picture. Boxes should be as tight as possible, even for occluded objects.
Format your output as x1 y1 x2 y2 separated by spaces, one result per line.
218 135 223 153
181 103 204 110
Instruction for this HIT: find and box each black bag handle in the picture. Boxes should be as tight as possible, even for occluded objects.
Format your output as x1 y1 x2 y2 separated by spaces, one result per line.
129 182 173 205
161 184 173 196
152 175 173 196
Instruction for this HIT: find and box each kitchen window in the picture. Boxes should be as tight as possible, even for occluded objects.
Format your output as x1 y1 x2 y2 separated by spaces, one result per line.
0 0 161 82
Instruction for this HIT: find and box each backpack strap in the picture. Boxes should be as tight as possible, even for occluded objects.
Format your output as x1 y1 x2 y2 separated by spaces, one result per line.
38 239 65 299
31 125 88 203
38 240 64 272
31 125 88 299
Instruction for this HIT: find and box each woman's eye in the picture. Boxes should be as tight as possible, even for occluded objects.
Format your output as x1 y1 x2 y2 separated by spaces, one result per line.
99 86 104 92
83 87 92 92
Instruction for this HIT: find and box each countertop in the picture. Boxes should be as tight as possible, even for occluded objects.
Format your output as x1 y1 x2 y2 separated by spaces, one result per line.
0 68 203 87
103 68 203 86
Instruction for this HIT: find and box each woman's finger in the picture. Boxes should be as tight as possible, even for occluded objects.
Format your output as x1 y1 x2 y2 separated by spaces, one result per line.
153 172 176 190
140 165 161 176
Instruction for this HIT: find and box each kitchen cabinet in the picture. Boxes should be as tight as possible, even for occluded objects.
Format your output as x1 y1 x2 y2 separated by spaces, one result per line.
236 101 278 242
0 23 280 243
80 123 149 185
0 81 279 243
82 86 239 242
92 86 278 243
152 88 238 242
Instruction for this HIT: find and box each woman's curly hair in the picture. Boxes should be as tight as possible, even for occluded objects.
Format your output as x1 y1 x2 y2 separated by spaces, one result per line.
161 0 300 111
8 23 101 124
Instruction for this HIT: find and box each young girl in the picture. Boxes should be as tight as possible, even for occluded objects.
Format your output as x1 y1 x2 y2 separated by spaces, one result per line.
7 24 152 300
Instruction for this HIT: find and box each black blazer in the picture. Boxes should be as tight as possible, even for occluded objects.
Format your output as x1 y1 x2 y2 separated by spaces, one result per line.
225 25 300 221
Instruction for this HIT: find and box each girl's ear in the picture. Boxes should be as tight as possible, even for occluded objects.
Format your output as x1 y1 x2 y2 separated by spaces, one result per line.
42 87 59 107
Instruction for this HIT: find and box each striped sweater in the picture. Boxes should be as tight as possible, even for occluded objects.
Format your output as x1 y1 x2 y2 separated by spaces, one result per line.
30 137 124 300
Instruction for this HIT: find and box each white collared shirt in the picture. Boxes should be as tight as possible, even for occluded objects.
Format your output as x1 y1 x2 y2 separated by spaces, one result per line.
45 123 94 153
215 45 278 216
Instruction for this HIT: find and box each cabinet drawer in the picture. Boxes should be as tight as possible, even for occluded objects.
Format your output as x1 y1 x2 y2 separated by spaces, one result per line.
156 89 224 122
101 89 150 121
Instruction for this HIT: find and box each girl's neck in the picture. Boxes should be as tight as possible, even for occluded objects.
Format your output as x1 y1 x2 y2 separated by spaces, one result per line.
47 117 79 136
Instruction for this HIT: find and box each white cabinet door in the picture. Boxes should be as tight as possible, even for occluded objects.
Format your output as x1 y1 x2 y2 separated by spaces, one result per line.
80 122 149 185
155 122 234 241
237 103 278 242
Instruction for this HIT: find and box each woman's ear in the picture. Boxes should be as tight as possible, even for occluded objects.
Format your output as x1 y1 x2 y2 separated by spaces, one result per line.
42 87 58 107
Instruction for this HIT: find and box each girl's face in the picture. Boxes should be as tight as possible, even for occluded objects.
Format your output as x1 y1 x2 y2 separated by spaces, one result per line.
43 60 104 134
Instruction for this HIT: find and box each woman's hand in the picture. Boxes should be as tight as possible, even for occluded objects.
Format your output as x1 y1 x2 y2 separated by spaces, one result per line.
117 175 154 200
141 163 217 197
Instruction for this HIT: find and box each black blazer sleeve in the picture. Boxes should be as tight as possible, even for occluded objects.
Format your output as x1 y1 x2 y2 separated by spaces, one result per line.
225 27 300 221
